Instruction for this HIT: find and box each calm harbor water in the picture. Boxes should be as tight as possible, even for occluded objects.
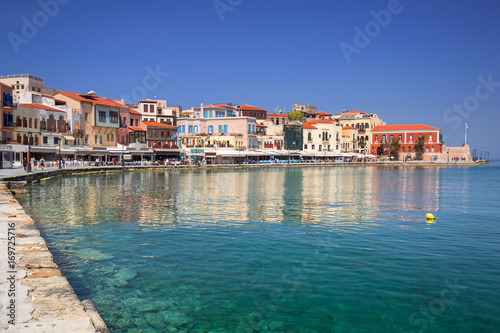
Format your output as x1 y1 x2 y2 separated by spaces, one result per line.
18 164 500 332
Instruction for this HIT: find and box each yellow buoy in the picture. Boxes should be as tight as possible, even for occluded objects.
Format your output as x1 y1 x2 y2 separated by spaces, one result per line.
426 213 435 220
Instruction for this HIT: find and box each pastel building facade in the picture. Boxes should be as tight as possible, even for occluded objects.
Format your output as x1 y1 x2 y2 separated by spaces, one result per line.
1 82 15 143
0 74 55 103
370 124 444 159
177 104 257 149
302 119 342 154
335 111 385 154
53 91 121 148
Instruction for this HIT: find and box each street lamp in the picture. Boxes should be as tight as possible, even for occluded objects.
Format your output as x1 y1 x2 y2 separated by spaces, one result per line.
58 137 62 169
27 131 32 172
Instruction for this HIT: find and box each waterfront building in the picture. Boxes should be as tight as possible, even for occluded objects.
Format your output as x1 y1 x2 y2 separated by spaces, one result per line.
302 119 342 156
141 121 180 159
370 124 444 159
0 74 55 103
266 113 288 126
53 91 122 149
134 99 180 125
14 102 69 148
177 104 257 150
118 106 143 146
334 110 385 154
1 82 15 144
341 126 358 153
235 104 267 120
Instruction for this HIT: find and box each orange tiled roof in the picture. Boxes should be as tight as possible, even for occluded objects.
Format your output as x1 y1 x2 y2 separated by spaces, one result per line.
238 104 266 111
142 121 177 128
308 119 335 124
130 126 146 132
256 123 267 127
317 112 331 116
372 124 440 132
129 109 141 115
18 103 65 112
0 82 12 89
343 126 357 130
194 104 233 110
53 90 125 109
215 103 235 109
303 123 317 129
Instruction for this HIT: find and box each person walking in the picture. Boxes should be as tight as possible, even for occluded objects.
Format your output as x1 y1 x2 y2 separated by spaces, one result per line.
40 157 45 171
23 157 28 172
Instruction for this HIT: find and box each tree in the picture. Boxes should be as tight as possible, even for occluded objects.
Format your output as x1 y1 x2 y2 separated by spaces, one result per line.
381 141 390 156
287 111 304 122
414 135 425 160
389 138 400 160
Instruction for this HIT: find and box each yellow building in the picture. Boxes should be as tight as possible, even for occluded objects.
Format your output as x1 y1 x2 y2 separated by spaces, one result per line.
334 110 385 154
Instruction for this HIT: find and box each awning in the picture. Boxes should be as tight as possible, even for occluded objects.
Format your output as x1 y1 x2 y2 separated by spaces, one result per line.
31 147 57 153
63 136 75 141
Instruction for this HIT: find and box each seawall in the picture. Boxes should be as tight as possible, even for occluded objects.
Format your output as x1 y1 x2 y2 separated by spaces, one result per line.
0 183 107 332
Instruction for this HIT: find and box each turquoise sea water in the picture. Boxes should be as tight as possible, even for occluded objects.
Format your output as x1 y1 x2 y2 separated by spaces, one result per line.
18 164 500 332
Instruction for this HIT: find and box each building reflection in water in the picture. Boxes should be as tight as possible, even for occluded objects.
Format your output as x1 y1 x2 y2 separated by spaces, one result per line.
24 166 443 236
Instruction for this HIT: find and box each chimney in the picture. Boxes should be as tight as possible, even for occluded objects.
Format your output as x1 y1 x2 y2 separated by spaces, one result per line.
87 91 96 97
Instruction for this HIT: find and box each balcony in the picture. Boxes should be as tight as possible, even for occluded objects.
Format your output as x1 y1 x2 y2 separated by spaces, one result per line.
3 122 17 127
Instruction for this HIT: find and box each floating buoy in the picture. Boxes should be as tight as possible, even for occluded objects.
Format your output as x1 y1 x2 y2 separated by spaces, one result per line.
426 213 435 220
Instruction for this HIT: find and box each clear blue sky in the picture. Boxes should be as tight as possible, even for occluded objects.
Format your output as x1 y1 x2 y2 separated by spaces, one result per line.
2 0 499 158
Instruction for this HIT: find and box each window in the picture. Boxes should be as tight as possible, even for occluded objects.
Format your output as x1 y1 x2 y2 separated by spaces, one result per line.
218 125 223 133
29 118 32 128
308 132 312 141
402 147 405 153
110 111 118 123
208 125 213 134
389 135 393 142
398 135 402 142
252 125 255 134
111 133 114 142
150 105 154 113
135 119 138 126
408 147 411 152
429 134 433 142
381 135 386 143
336 133 340 141
409 134 413 142
85 135 88 144
23 117 27 127
43 136 48 144
34 119 37 129
224 125 228 133
107 133 110 141
85 113 88 121
99 111 106 122
95 135 98 144
304 144 308 149
54 137 59 145
426 146 429 152
431 146 435 152
143 105 148 113
312 144 315 149
375 135 378 143
209 111 213 118
99 135 102 144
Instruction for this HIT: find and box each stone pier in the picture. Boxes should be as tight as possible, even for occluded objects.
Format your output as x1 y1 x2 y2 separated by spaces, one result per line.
0 183 105 332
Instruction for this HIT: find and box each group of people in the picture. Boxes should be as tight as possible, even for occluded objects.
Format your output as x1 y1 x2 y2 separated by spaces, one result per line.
23 157 46 172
